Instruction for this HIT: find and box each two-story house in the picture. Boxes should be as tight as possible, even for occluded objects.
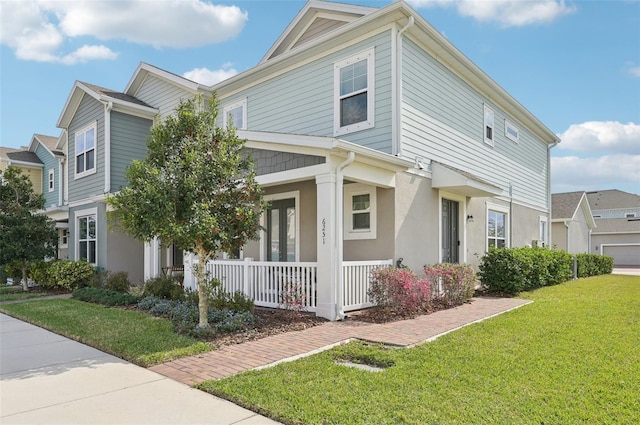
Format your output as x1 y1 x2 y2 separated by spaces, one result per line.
586 189 640 266
50 0 558 320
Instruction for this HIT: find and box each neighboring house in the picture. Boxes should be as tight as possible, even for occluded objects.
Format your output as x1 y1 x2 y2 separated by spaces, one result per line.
44 0 558 320
551 192 596 254
0 146 44 194
55 81 159 282
27 134 69 259
586 190 640 266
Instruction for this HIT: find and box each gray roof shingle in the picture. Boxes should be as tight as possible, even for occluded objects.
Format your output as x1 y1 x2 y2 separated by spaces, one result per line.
552 191 585 219
587 189 640 210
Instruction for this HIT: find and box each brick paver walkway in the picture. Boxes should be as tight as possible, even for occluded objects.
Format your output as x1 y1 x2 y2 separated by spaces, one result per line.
150 297 531 386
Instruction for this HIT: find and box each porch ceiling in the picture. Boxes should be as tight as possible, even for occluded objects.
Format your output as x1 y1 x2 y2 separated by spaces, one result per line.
431 162 503 198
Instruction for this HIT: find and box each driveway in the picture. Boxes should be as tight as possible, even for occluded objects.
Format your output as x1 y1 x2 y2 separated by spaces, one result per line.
0 313 279 425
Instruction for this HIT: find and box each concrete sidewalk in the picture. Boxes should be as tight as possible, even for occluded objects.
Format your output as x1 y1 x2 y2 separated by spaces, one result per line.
0 313 280 425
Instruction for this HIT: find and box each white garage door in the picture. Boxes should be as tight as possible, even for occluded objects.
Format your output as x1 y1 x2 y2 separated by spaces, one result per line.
602 245 640 267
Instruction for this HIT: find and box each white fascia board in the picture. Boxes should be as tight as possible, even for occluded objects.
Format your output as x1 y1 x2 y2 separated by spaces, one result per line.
125 62 211 97
7 160 44 168
28 135 54 157
240 130 337 151
57 81 87 128
55 130 67 151
256 163 330 187
109 100 158 118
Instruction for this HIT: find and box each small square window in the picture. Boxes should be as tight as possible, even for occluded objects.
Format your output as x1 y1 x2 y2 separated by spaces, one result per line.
344 184 376 240
223 99 247 130
505 120 520 143
48 169 55 192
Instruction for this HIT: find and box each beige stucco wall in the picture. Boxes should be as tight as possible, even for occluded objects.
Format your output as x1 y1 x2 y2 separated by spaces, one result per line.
243 180 318 261
343 186 395 262
106 229 145 284
552 222 568 251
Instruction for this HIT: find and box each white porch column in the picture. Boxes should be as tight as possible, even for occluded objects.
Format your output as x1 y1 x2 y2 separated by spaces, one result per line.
315 173 338 320
143 237 161 280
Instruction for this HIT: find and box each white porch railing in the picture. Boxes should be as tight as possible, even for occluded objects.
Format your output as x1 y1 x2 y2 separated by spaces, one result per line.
342 259 393 312
205 258 318 311
200 258 393 314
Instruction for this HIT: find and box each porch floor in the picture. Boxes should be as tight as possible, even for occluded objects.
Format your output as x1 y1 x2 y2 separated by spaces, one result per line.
150 297 531 386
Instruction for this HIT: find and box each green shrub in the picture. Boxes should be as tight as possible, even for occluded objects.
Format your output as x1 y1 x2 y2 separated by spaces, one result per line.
72 287 139 306
105 271 131 293
206 278 255 313
576 253 614 277
42 260 95 291
143 275 184 300
479 247 573 294
424 263 477 307
29 261 52 285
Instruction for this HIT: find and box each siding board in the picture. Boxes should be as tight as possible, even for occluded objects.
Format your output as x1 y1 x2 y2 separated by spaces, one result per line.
110 112 152 191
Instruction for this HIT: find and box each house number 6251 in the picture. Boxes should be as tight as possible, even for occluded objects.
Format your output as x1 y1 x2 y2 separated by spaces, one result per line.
322 218 326 245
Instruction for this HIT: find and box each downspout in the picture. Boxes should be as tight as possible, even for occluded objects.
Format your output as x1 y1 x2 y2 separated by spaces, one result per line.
509 182 513 247
393 16 414 156
103 101 113 194
547 141 558 247
58 157 64 207
336 151 355 320
564 220 570 253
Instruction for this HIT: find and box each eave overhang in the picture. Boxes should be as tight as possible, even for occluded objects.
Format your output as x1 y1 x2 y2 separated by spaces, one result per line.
431 162 502 198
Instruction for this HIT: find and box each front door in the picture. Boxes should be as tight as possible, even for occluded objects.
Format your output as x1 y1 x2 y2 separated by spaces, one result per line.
442 199 459 263
267 198 296 262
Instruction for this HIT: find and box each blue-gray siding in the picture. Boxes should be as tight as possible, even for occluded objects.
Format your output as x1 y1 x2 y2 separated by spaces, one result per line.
68 94 105 202
220 29 394 153
401 38 549 208
134 75 194 118
35 144 59 208
110 112 152 191
248 148 325 175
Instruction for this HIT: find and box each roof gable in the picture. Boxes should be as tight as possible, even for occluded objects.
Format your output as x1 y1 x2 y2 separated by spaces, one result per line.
0 147 43 166
259 0 376 64
552 191 596 229
125 62 211 98
29 134 65 158
57 81 157 129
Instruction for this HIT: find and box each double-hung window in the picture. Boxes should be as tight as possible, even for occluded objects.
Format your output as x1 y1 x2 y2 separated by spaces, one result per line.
484 104 494 146
223 99 247 130
344 183 377 240
77 212 97 264
48 169 55 192
334 49 375 136
75 124 96 178
487 205 509 249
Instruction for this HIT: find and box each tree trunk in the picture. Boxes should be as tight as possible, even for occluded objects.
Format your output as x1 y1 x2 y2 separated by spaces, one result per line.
21 265 28 292
195 246 210 328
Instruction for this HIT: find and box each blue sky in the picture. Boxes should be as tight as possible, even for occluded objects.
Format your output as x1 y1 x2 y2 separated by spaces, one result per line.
1 0 638 194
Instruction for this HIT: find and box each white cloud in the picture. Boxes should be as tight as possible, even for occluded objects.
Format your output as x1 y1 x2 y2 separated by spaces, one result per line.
557 121 640 155
628 66 640 78
0 0 247 64
408 0 575 27
551 154 640 193
183 65 238 86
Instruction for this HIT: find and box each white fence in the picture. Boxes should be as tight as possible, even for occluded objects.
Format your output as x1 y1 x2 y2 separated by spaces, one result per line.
342 259 393 312
202 258 392 313
205 259 318 311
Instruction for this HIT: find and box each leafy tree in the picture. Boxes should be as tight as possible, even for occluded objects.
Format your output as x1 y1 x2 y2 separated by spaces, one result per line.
0 167 58 291
108 95 266 328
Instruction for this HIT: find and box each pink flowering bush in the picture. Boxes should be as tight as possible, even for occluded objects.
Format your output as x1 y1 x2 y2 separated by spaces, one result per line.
279 282 307 318
368 267 432 317
424 263 477 307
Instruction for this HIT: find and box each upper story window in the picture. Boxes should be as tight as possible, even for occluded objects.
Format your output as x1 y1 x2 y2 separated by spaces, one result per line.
75 123 96 178
344 183 377 240
223 99 247 130
484 104 494 146
48 169 55 192
334 49 375 136
505 120 520 143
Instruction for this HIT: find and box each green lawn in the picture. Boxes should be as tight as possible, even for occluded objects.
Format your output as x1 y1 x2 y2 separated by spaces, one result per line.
0 298 210 366
200 275 640 425
0 285 54 302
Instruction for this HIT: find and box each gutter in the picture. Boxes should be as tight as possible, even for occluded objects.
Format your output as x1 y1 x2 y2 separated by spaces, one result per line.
335 151 355 321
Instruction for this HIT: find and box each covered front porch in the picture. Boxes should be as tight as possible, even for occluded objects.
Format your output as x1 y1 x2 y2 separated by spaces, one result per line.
144 131 412 320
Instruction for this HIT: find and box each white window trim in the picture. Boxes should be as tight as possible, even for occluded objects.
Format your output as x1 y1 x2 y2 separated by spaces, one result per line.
260 191 300 262
486 202 509 251
483 104 495 146
334 48 375 136
74 207 97 265
438 191 467 264
60 229 68 248
48 169 55 192
505 119 520 143
223 98 247 130
74 122 97 179
343 183 376 240
539 215 548 247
